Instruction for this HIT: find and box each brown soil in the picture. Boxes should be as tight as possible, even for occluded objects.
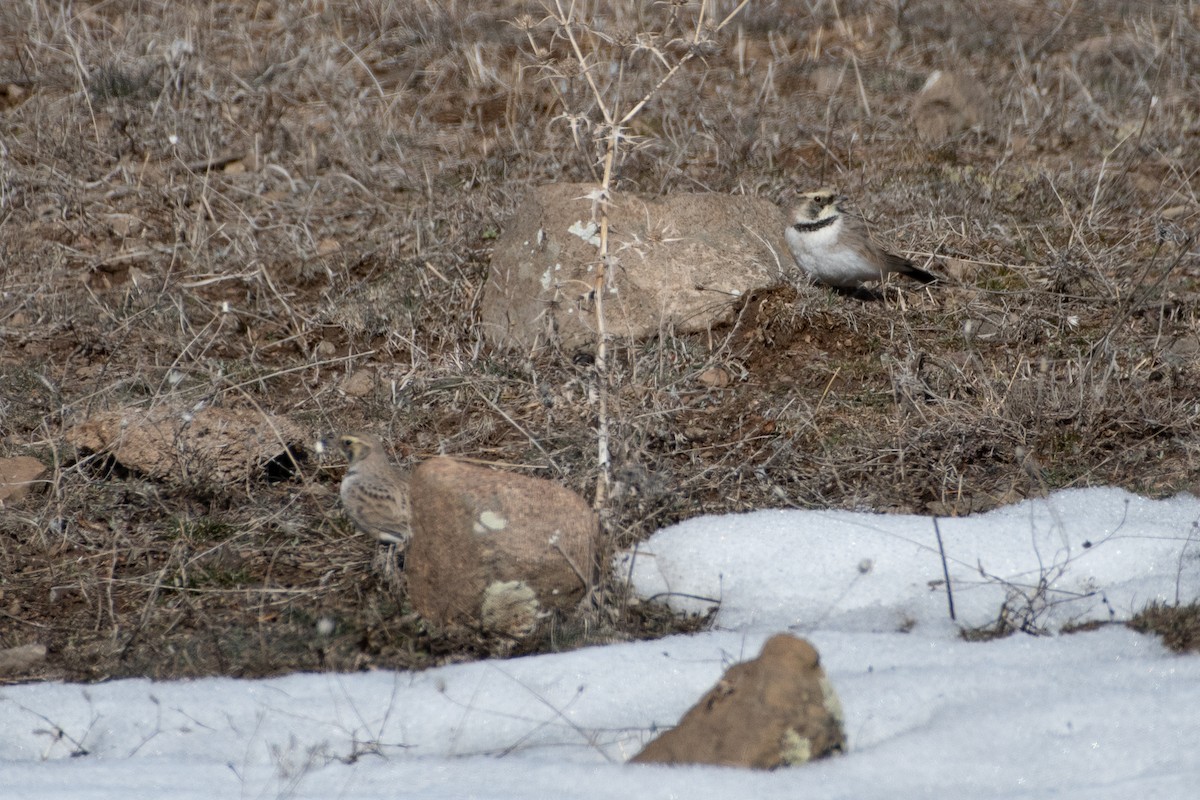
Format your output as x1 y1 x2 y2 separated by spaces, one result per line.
1 0 1198 682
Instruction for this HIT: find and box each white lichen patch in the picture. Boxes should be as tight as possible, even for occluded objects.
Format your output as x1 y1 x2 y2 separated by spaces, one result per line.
539 262 562 291
481 580 540 637
567 220 601 247
779 729 813 765
472 510 508 535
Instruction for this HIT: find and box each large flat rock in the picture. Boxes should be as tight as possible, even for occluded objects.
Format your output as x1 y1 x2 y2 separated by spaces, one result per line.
482 184 790 351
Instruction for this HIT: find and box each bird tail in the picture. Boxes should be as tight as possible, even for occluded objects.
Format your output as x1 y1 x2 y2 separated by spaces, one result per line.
883 251 938 284
900 263 938 284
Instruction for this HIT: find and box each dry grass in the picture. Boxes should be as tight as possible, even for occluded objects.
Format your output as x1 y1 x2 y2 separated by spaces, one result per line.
2 0 1199 681
1130 601 1200 653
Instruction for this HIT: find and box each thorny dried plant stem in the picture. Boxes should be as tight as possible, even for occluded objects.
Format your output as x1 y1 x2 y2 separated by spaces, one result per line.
548 0 751 510
551 0 617 509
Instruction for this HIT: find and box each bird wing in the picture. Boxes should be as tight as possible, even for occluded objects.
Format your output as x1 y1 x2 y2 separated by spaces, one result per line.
347 474 411 538
850 213 939 282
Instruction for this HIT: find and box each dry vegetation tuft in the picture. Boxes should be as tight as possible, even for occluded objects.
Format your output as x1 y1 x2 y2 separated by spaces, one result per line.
1130 600 1200 653
1 0 1198 681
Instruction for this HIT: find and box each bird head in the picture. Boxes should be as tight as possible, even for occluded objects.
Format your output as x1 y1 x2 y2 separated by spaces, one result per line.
793 188 843 224
337 433 383 464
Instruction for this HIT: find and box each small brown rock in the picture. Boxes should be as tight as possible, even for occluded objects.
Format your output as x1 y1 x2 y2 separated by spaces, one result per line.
0 82 30 111
339 369 375 398
911 70 996 142
697 367 732 388
0 643 48 676
631 634 846 769
406 458 598 635
0 456 47 507
942 257 976 283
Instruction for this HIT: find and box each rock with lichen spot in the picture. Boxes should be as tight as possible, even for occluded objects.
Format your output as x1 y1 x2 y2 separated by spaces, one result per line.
406 457 598 636
631 633 846 769
482 183 790 352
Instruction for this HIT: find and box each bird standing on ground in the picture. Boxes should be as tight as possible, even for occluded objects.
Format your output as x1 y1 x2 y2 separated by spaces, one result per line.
335 433 412 550
785 189 937 292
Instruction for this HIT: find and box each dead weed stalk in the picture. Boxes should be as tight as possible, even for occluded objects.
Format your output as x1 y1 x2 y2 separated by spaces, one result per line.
522 0 751 509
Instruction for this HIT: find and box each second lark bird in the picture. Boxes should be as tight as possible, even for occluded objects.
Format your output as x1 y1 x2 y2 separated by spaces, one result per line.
785 188 936 291
335 433 412 550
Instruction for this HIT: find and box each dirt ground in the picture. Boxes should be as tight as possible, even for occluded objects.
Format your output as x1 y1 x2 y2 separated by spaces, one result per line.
1 1 1198 681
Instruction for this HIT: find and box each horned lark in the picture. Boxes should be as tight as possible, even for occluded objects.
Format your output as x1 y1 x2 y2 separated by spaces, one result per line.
785 189 936 291
335 433 411 549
